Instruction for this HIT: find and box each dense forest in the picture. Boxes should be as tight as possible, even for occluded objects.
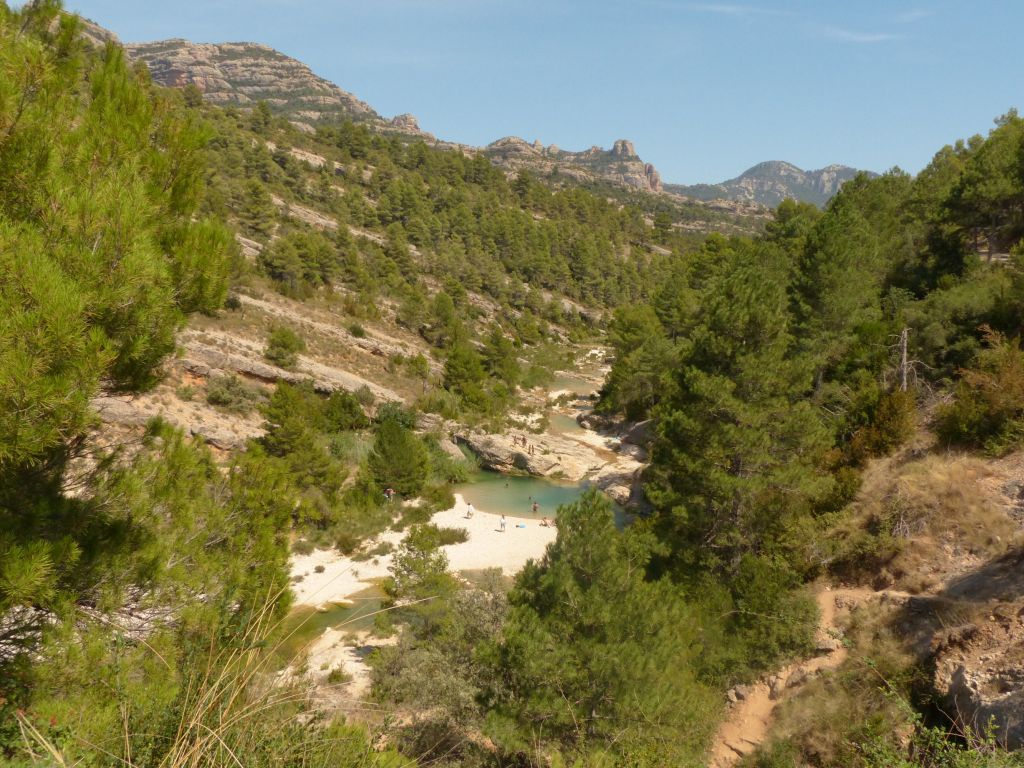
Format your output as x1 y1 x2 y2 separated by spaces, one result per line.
4 1 1024 766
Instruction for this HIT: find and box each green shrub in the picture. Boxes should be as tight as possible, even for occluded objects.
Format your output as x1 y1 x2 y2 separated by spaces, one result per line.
373 611 395 637
348 322 366 338
404 353 431 379
264 324 306 370
292 539 315 556
328 432 372 463
397 504 433 528
375 401 417 429
335 530 360 554
176 385 195 401
937 327 1024 455
326 667 351 685
432 526 468 546
323 390 370 431
848 389 916 464
416 388 461 419
420 484 456 512
354 385 375 407
206 375 265 413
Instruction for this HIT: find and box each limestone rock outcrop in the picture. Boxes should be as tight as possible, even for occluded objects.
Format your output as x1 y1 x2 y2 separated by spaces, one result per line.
390 113 421 132
483 136 663 193
932 611 1024 748
124 39 425 137
455 430 603 482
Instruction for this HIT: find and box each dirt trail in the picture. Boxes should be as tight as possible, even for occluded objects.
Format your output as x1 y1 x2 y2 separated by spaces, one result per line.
707 586 897 767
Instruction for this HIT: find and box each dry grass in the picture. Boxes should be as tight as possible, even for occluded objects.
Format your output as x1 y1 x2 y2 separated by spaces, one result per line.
831 451 1020 592
14 590 418 768
749 598 921 766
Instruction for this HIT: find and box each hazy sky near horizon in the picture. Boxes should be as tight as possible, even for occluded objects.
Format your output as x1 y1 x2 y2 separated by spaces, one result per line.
67 0 1023 184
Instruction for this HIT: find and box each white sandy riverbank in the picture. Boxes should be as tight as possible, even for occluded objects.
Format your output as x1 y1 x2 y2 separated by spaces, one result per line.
289 494 556 608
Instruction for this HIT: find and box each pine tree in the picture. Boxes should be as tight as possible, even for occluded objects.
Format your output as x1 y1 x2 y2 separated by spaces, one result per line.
0 1 232 668
646 239 833 574
368 420 429 496
492 489 716 765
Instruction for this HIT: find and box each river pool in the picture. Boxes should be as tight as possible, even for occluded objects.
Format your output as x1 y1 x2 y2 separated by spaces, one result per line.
548 411 586 436
550 371 600 396
454 471 587 520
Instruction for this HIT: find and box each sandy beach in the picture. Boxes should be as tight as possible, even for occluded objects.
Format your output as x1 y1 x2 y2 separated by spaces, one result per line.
284 494 558 702
289 494 557 608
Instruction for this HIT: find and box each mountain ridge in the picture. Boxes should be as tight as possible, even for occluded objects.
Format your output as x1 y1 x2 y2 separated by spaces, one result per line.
125 38 426 137
667 160 874 207
123 35 866 205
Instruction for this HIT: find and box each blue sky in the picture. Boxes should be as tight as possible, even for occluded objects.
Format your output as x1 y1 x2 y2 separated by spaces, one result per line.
67 1 1023 184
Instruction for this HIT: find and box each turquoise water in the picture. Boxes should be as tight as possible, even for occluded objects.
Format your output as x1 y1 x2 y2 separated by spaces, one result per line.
454 471 586 520
551 372 599 396
549 412 585 436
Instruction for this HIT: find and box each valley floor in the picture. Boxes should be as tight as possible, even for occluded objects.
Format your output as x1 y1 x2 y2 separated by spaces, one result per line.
284 494 557 711
290 494 558 611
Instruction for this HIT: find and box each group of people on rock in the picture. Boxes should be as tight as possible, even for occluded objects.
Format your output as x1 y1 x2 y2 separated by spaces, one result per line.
511 434 537 456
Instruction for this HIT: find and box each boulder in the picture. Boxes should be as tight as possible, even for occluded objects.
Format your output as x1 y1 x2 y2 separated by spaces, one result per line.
93 396 149 426
437 437 466 461
619 443 648 462
621 419 656 446
815 634 843 653
786 668 812 689
578 411 617 432
932 615 1024 748
590 461 644 507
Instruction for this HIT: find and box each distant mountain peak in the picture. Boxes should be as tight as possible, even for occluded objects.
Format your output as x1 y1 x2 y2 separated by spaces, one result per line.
667 161 872 208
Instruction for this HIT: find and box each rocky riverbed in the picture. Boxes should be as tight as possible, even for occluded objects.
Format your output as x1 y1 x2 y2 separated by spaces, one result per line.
451 370 653 508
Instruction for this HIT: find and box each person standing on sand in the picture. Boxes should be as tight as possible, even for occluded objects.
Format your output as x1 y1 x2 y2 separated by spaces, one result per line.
499 514 506 532
466 502 474 519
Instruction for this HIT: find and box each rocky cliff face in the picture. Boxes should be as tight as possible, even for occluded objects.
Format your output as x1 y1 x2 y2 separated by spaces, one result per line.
667 160 871 208
483 136 663 193
124 39 427 136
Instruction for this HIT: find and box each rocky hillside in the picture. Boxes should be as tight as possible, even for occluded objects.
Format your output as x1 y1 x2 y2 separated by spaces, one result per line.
125 39 425 136
725 435 1024 763
117 36 662 195
668 160 871 207
484 137 662 192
